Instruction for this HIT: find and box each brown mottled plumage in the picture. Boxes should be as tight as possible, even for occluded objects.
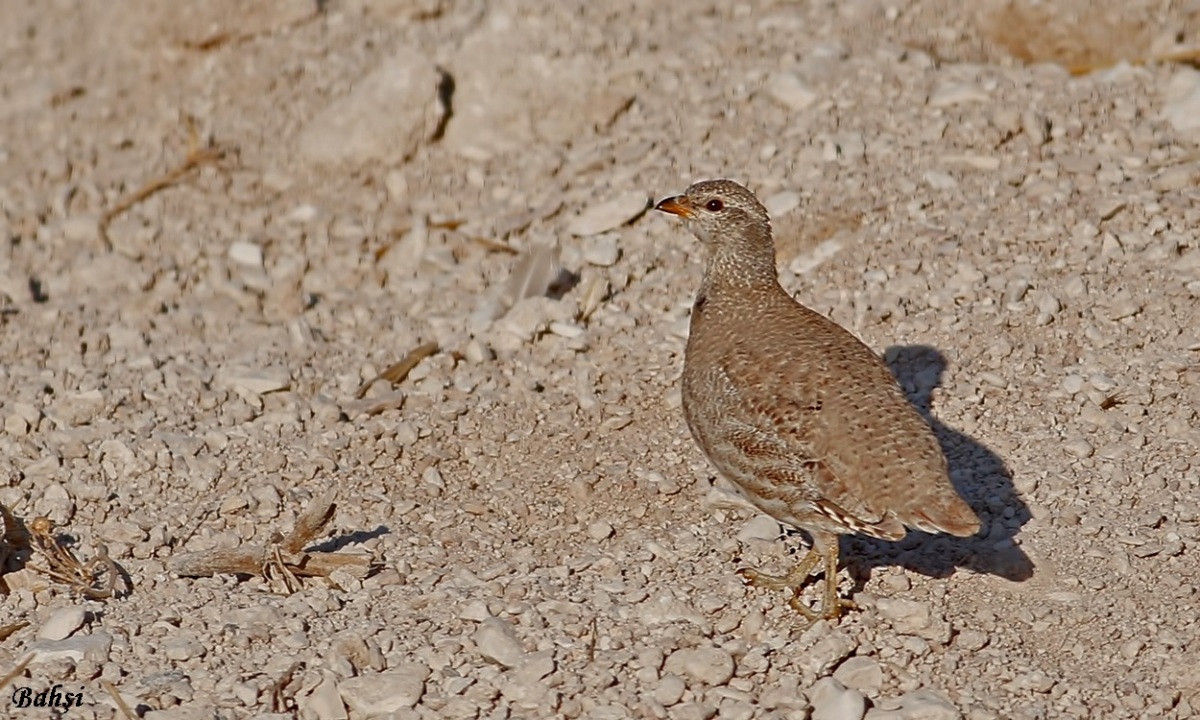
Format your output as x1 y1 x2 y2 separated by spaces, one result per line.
656 179 980 621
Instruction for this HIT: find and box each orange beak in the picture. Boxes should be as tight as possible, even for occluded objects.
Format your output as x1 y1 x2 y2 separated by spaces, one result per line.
655 195 694 218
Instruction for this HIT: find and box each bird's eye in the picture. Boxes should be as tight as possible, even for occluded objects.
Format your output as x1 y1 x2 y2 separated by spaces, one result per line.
705 199 724 212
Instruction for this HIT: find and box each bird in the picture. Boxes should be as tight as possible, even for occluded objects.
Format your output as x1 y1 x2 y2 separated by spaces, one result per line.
655 179 981 621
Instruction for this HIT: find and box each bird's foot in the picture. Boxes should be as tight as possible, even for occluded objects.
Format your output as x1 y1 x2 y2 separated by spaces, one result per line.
738 546 855 622
736 564 816 592
749 574 856 622
816 594 858 621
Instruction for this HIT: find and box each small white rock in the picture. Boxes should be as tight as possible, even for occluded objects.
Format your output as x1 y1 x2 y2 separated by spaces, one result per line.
664 646 736 686
1061 374 1085 395
875 597 931 635
53 389 105 426
303 674 348 720
297 49 444 167
338 664 429 714
766 72 819 112
216 368 290 395
800 631 856 675
833 656 884 695
287 204 321 223
764 191 802 218
736 515 782 542
229 240 265 269
1012 670 1056 693
5 414 30 436
497 296 562 342
1036 293 1061 316
1065 439 1094 458
29 632 113 664
548 320 585 339
1152 165 1196 193
463 339 494 364
37 607 87 641
808 677 866 720
895 688 961 720
473 617 525 668
654 674 686 706
568 191 650 236
924 170 958 190
587 520 614 540
789 239 844 275
459 599 492 623
163 636 205 661
582 233 621 266
1163 68 1200 132
955 630 988 651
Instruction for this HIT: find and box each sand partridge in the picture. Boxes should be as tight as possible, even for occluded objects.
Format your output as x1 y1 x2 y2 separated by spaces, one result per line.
656 179 981 620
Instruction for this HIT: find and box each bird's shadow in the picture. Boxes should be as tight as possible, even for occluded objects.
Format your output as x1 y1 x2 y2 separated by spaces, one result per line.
840 344 1034 586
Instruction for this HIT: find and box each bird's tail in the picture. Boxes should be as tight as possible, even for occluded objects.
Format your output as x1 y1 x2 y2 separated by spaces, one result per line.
908 493 981 537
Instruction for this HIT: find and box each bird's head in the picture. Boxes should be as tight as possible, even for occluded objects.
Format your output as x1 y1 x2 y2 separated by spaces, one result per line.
654 178 772 247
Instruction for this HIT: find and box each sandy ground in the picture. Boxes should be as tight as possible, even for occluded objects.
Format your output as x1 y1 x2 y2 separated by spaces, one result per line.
2 0 1200 718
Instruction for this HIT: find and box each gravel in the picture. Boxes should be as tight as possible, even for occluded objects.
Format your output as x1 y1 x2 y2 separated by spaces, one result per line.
1 0 1199 718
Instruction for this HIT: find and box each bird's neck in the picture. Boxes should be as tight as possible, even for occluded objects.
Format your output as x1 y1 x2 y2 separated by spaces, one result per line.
700 229 783 296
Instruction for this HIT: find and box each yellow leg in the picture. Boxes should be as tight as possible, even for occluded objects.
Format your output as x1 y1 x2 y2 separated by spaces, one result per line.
818 539 858 620
738 534 857 621
739 547 823 621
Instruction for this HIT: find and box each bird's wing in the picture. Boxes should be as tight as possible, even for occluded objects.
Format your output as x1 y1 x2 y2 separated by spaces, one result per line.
717 338 921 539
718 411 907 540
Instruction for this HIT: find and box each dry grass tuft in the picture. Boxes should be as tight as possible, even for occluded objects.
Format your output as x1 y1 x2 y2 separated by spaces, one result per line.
26 517 124 600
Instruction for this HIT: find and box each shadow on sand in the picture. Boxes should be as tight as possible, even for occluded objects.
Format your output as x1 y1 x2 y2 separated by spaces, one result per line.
841 344 1034 585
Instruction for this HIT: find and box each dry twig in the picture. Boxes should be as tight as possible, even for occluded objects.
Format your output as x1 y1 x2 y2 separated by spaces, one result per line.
465 234 520 255
168 487 372 591
268 661 304 712
354 342 439 399
0 654 33 693
102 680 138 720
181 8 325 51
98 119 231 249
0 622 29 642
